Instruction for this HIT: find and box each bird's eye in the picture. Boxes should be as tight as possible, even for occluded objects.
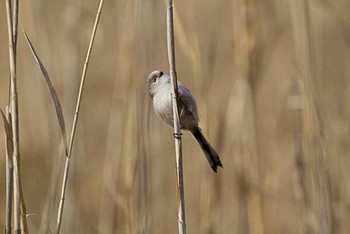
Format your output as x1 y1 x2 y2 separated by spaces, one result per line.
152 78 157 83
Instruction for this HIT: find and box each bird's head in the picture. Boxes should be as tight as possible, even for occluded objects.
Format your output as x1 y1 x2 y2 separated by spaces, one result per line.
147 70 165 97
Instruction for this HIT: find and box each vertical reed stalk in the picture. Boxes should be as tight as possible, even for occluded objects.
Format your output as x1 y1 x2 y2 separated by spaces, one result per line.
5 0 28 233
55 1 105 233
5 107 13 234
167 1 186 233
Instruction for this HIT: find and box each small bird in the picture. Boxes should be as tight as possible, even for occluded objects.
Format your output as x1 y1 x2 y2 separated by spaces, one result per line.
147 70 223 172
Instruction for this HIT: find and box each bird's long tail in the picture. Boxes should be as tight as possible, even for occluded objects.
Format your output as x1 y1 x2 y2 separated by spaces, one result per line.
191 127 223 172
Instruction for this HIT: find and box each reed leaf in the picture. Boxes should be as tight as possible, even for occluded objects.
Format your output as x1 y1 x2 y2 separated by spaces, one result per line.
0 108 13 164
22 28 68 155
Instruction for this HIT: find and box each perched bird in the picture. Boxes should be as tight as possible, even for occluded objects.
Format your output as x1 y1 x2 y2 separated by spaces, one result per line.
147 70 223 172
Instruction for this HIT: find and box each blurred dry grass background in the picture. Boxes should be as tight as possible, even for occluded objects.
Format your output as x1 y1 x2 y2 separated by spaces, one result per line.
1 0 350 233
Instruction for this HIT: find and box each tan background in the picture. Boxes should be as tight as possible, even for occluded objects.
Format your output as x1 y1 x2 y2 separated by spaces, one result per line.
1 0 350 233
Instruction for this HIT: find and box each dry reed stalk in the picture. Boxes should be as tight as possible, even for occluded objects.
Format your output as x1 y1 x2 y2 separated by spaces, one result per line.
290 0 331 233
1 107 14 234
5 127 13 234
162 4 210 231
55 1 105 233
167 1 186 233
5 0 29 233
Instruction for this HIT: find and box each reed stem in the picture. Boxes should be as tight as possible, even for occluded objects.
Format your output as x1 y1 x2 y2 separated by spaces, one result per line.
167 1 186 233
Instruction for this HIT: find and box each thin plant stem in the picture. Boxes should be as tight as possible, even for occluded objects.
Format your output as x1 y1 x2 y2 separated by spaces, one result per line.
5 0 28 233
5 3 13 233
55 0 105 233
5 107 13 234
167 1 186 233
5 156 13 234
